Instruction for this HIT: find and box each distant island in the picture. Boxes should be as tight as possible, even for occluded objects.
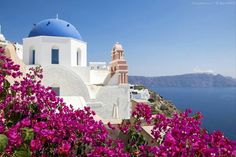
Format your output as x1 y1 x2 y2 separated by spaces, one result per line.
129 73 236 88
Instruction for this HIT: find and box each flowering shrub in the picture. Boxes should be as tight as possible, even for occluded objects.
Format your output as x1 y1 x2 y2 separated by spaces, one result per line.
0 47 235 156
147 110 236 156
0 48 128 156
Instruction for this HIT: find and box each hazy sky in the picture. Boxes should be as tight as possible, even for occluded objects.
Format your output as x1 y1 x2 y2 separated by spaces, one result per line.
1 0 235 77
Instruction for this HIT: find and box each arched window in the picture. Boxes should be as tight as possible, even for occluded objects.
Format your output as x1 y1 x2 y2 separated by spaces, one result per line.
29 49 35 65
77 48 81 66
51 48 59 64
76 51 79 65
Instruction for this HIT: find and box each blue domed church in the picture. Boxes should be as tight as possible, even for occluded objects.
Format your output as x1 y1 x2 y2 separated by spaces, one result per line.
22 18 130 120
24 18 87 67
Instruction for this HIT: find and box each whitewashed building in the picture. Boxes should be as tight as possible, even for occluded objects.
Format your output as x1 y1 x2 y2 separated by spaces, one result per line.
130 85 150 101
4 18 131 119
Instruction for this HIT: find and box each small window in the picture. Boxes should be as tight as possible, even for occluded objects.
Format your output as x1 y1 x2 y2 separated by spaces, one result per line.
77 51 79 65
32 50 35 64
51 49 59 64
52 87 60 96
29 49 35 65
76 50 81 66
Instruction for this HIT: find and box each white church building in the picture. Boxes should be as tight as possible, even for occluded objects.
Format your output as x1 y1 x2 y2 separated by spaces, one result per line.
1 18 131 119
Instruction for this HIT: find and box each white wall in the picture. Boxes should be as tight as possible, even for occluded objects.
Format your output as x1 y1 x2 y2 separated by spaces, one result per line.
14 43 23 60
23 37 42 65
90 70 109 84
23 36 87 67
71 66 90 83
61 96 87 110
107 73 120 85
89 85 131 119
42 65 90 100
89 62 107 70
70 39 87 67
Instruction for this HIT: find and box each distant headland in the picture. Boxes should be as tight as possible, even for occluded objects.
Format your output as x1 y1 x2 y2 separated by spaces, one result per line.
129 73 236 88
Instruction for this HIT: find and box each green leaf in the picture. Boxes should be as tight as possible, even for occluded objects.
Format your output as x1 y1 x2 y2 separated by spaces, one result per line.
13 150 30 157
8 112 22 126
11 89 17 96
13 144 31 157
21 127 34 142
28 103 39 113
0 134 8 153
3 80 10 90
0 90 7 100
4 102 13 115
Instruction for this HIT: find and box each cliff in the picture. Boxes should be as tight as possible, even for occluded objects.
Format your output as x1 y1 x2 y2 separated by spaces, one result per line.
132 85 180 117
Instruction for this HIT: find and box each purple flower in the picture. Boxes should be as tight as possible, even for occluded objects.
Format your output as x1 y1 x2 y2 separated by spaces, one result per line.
0 123 5 133
20 118 31 126
0 50 235 156
58 141 71 155
30 139 42 151
107 122 115 130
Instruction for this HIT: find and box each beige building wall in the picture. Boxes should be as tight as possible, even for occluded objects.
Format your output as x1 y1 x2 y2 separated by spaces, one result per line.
0 43 27 84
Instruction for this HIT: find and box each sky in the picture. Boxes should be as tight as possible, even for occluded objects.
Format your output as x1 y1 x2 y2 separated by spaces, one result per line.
1 0 235 77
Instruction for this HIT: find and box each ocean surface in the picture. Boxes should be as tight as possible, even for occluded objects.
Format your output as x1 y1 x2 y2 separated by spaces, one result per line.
149 87 236 140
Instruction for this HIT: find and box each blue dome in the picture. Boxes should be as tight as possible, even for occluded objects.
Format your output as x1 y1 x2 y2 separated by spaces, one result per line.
28 19 82 40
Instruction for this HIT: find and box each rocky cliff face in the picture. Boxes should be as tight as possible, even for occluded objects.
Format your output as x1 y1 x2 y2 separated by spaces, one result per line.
151 92 180 117
129 73 236 88
134 86 179 116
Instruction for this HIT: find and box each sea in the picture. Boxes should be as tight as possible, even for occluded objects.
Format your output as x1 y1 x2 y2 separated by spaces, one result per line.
149 87 236 140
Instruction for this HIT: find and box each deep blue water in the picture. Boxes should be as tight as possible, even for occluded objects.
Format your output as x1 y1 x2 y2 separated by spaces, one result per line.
149 87 236 140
